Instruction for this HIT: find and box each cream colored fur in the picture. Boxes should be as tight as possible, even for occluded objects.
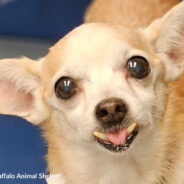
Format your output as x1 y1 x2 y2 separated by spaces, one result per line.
0 1 184 184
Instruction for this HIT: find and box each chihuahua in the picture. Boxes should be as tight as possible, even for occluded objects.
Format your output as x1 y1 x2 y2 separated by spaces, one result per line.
0 0 184 184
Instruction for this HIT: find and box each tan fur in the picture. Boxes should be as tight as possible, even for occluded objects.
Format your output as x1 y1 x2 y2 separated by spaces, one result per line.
85 0 178 27
83 1 184 183
44 48 184 183
44 1 184 184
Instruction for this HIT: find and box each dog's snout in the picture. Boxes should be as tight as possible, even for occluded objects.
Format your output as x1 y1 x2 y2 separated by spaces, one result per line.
95 97 127 125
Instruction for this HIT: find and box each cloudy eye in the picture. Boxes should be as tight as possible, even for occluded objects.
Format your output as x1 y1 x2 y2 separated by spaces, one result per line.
54 77 77 99
127 56 150 79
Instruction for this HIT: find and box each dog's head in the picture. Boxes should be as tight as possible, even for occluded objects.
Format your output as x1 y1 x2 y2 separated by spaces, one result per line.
0 3 184 153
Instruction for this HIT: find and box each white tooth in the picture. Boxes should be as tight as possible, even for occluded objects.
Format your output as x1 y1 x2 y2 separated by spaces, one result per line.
127 135 132 140
93 132 109 141
126 123 137 134
116 146 120 152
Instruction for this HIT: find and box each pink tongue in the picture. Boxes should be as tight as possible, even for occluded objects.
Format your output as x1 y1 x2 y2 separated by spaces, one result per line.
107 128 127 145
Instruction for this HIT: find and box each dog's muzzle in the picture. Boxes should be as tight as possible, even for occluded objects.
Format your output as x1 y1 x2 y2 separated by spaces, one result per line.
93 97 138 153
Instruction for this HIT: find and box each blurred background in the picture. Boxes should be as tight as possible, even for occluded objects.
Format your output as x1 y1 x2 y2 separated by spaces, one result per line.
0 0 91 183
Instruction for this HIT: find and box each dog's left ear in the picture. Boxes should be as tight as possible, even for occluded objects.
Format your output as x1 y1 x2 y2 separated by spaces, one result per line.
144 2 184 81
0 57 49 125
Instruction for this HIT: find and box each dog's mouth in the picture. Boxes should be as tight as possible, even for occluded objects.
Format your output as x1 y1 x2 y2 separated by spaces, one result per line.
93 123 138 153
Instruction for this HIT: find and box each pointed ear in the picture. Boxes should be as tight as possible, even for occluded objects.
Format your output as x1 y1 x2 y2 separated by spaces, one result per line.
144 2 184 81
0 57 49 124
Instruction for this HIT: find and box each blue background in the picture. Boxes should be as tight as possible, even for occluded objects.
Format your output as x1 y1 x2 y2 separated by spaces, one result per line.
0 0 90 41
0 0 91 184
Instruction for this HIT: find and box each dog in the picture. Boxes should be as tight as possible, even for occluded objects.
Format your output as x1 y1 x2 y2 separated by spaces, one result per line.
0 0 184 184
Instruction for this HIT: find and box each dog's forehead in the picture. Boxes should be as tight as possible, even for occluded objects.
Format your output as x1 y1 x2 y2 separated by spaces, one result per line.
60 24 130 74
52 23 128 64
42 23 152 87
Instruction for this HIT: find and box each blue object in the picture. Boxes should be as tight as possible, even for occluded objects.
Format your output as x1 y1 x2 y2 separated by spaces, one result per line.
0 115 47 184
0 0 91 41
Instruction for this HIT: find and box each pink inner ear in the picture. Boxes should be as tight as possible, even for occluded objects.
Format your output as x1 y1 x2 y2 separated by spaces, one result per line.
0 79 33 113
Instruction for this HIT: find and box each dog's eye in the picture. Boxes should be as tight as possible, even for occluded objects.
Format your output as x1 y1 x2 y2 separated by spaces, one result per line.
127 56 150 79
54 77 77 99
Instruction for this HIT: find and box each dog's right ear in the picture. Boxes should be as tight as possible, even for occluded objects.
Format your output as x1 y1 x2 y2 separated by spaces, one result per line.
144 2 184 81
0 57 49 125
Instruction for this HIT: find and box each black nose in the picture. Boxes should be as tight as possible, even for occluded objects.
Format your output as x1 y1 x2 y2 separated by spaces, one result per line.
95 97 127 126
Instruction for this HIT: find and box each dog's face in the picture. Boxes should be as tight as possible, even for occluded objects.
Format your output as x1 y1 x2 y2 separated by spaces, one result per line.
0 3 183 154
43 23 165 153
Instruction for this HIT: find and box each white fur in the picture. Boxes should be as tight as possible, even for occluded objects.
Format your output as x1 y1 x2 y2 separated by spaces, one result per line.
46 174 66 184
